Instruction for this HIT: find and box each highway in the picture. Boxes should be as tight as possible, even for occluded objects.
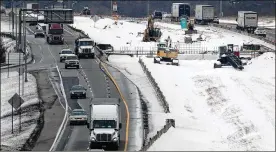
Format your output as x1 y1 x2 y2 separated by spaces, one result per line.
217 22 275 43
1 17 131 150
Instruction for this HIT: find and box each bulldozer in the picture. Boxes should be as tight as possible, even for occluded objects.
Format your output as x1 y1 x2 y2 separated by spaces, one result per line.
153 42 179 66
143 15 162 42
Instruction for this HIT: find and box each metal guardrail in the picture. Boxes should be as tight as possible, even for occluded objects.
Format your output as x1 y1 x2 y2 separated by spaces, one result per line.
49 66 69 151
138 58 170 113
140 119 175 151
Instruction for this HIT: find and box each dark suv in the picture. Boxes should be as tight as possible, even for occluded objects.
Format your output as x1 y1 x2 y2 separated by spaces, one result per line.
70 85 87 99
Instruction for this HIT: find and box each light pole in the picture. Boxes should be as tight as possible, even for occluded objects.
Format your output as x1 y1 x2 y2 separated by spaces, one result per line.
220 0 223 18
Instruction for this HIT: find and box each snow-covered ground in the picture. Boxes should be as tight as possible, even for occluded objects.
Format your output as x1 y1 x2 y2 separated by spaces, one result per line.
1 20 12 32
145 52 275 151
108 55 167 139
71 16 275 53
1 71 40 150
72 16 275 150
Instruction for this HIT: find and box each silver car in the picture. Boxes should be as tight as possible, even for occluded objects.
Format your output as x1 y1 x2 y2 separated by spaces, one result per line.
69 109 88 125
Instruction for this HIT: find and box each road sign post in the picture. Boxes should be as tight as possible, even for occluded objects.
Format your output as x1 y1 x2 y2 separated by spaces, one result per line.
92 15 100 28
8 93 25 133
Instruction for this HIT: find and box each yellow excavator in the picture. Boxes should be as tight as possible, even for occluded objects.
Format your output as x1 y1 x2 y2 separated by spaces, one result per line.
153 42 179 66
143 15 162 42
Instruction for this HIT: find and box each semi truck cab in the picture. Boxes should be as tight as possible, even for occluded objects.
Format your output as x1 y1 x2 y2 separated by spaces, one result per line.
88 98 121 150
75 38 95 58
46 23 64 44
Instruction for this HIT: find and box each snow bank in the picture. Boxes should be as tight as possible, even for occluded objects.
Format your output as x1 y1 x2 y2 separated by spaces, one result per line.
143 52 275 151
108 55 167 139
2 37 16 53
1 21 11 32
155 22 275 51
72 16 274 53
71 16 156 51
1 71 40 150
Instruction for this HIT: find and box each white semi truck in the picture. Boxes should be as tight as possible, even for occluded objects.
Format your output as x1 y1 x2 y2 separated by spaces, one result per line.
45 23 64 44
236 11 258 33
74 37 95 58
87 98 121 150
195 5 215 25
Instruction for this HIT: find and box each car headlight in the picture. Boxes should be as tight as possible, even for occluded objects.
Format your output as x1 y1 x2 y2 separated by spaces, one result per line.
71 92 74 94
90 137 96 141
112 137 118 142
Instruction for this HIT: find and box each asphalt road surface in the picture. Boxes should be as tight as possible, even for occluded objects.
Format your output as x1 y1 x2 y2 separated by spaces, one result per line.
1 19 130 151
217 22 275 42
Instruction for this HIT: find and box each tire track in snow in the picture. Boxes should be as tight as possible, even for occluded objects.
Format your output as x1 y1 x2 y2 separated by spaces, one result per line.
192 75 261 151
231 76 275 128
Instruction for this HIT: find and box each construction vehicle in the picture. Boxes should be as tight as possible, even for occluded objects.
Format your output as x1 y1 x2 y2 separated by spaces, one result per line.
81 7 91 15
214 44 244 70
185 19 197 34
143 15 162 42
153 42 179 66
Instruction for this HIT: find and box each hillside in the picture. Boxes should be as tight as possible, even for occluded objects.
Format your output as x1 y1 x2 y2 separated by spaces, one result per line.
1 0 275 17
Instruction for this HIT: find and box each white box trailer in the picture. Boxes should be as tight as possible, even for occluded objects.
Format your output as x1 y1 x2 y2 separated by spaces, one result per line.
171 3 191 22
26 3 39 13
195 5 214 25
236 11 258 33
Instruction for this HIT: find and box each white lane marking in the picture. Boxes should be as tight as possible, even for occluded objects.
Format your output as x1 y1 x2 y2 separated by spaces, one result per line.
47 45 57 64
39 45 44 63
64 27 76 36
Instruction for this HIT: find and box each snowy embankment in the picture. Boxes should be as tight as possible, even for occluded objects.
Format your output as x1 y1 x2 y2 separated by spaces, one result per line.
155 22 275 51
71 16 274 53
71 16 156 51
108 55 167 139
1 21 30 56
143 52 275 151
1 72 40 150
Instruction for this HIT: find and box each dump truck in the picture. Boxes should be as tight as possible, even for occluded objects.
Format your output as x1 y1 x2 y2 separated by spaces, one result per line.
143 15 162 42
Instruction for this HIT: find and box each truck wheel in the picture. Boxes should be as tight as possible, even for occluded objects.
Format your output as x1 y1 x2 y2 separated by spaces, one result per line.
76 65 79 69
65 65 67 69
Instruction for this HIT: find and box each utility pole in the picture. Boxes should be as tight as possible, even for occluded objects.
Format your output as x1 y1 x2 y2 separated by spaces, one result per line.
24 1 27 83
18 6 22 133
220 0 223 18
147 0 149 17
12 0 14 36
111 0 112 16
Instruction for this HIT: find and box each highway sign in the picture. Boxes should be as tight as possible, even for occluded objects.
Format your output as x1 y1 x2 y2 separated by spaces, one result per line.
44 9 73 24
8 93 25 110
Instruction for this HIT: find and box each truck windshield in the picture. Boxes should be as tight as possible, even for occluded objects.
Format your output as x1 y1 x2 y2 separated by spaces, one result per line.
93 120 116 128
79 41 93 46
49 29 63 34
